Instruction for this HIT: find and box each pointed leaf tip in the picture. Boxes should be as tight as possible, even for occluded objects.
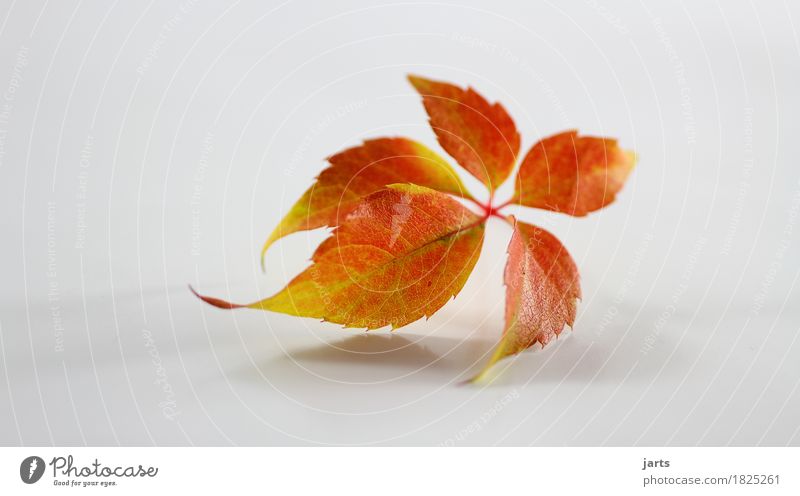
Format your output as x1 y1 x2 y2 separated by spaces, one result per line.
189 285 246 310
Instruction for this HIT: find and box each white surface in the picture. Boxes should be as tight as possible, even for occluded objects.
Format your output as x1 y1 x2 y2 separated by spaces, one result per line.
1 0 799 445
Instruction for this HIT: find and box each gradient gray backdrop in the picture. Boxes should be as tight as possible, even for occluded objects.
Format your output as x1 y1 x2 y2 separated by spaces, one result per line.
1 0 799 445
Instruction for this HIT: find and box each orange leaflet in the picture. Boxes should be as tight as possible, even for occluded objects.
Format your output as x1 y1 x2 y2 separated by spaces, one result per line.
197 184 485 329
471 218 581 382
195 75 636 382
408 75 520 192
260 138 472 268
512 130 636 216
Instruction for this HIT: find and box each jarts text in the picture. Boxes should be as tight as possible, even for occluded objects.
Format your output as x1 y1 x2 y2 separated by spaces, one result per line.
642 458 670 470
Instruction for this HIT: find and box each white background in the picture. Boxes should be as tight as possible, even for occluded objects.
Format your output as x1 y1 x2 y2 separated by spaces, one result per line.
0 0 799 445
1 447 798 494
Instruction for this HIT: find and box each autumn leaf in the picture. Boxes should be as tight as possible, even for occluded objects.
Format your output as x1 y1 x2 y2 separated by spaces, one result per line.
197 184 485 329
512 130 636 216
195 75 636 383
409 75 520 192
260 138 473 268
470 217 581 383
